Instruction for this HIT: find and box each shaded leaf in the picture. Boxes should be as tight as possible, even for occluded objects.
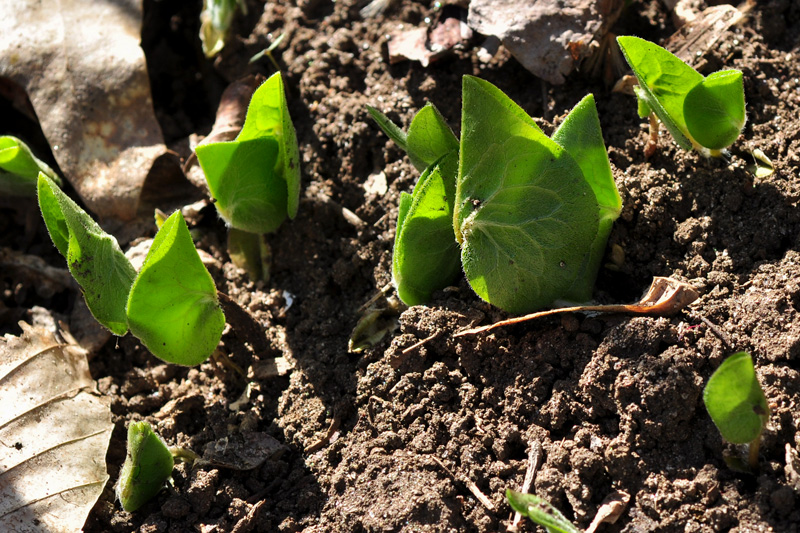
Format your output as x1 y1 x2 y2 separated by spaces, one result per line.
0 321 113 532
115 422 174 512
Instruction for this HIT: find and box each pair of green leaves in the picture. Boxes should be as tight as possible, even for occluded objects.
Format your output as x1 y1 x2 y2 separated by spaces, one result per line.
0 135 60 196
196 72 300 235
703 352 769 469
370 76 621 314
38 175 225 366
617 36 746 155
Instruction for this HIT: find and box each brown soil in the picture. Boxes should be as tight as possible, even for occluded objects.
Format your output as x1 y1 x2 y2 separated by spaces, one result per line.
4 0 800 532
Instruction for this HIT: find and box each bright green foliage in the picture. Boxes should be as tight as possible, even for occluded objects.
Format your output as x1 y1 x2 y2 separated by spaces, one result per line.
115 422 174 512
369 102 461 306
196 72 300 234
617 35 746 155
392 152 461 305
370 78 619 312
506 490 582 533
455 76 602 313
38 174 136 335
38 175 224 365
127 211 225 366
0 136 60 196
703 352 769 445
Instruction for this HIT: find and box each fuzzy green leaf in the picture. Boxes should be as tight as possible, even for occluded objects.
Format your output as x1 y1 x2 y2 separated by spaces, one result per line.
618 36 701 151
0 136 60 196
392 153 460 305
506 490 582 533
684 70 746 150
126 211 225 366
115 422 174 512
37 174 135 335
552 94 620 302
703 352 769 444
456 76 599 314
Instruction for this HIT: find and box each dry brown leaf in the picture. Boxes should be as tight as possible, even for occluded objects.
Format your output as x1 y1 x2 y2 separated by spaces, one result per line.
456 277 700 336
468 0 624 84
585 490 630 533
0 321 113 533
0 0 169 221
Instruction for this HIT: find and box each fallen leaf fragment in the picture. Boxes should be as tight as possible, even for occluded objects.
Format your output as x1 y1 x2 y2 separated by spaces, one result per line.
200 432 286 470
456 277 700 336
664 5 744 67
0 321 113 533
586 490 630 533
468 0 624 84
388 7 472 67
0 0 170 221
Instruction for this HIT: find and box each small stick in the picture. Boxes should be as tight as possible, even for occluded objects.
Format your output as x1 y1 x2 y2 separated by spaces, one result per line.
697 315 734 350
508 440 543 531
402 331 440 354
432 456 496 512
305 414 341 453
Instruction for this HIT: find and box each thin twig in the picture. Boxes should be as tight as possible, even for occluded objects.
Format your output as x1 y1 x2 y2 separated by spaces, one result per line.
402 331 440 354
698 315 734 350
508 440 543 531
432 456 496 512
305 414 341 453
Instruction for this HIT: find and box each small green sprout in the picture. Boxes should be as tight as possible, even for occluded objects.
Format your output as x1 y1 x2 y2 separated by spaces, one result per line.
506 489 581 533
370 77 621 313
0 135 60 195
200 0 246 58
703 352 769 471
196 72 300 235
116 422 174 512
617 36 746 157
38 174 225 365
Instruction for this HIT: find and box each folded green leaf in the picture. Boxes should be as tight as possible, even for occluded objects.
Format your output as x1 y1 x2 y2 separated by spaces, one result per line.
37 174 135 335
617 35 746 154
392 152 460 305
684 70 745 150
0 136 60 196
456 76 599 314
197 72 300 233
506 490 582 533
126 211 225 366
552 94 621 302
115 422 174 512
703 352 769 445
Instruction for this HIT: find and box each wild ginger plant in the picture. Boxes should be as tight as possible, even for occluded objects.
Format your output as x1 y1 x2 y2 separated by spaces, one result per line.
369 76 621 314
617 35 746 157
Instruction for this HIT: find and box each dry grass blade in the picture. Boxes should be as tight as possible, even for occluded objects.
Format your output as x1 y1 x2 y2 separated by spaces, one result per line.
456 277 699 336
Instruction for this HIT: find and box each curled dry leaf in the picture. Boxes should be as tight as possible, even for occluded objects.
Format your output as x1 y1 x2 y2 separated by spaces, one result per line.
586 490 631 533
456 277 700 336
0 321 113 533
0 0 170 221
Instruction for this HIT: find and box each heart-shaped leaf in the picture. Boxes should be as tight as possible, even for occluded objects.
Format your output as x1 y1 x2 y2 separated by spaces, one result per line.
703 352 769 444
456 76 599 314
684 69 746 150
126 211 225 366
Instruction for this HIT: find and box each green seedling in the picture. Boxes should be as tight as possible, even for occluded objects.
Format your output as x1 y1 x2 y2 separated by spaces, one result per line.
703 351 769 471
370 78 621 313
200 0 246 58
196 72 300 235
196 72 300 281
38 174 225 365
507 489 582 533
116 422 175 512
0 135 60 195
617 36 746 157
368 103 461 305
